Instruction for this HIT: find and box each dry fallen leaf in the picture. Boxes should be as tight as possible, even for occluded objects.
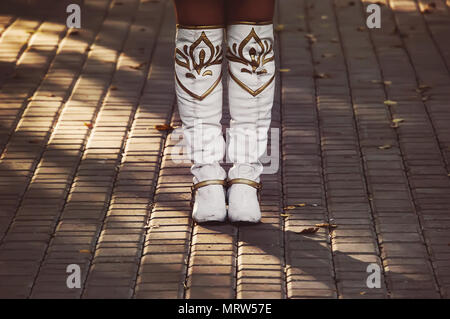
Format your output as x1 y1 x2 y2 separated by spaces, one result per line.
314 72 330 79
391 119 404 128
315 223 338 229
155 124 175 132
418 84 431 90
84 122 93 129
416 84 431 98
280 213 290 218
305 33 317 43
145 223 160 229
129 62 146 70
371 80 392 85
275 24 285 32
79 249 90 253
284 203 306 210
384 100 398 106
378 144 392 150
298 227 319 234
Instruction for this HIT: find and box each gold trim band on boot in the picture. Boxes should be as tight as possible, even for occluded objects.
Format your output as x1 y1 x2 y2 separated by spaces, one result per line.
228 69 275 97
227 178 262 204
227 21 273 26
192 179 227 191
190 179 227 208
176 24 225 30
227 178 262 189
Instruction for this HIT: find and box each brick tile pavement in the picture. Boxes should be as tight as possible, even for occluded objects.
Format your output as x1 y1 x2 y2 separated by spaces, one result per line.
0 0 449 298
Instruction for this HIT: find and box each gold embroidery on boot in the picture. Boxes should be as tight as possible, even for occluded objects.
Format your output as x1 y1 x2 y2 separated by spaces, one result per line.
228 70 275 97
175 31 223 100
226 28 275 96
176 71 223 101
226 28 274 74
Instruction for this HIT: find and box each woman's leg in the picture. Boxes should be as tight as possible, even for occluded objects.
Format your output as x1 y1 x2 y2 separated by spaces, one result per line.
225 0 276 222
173 0 225 26
226 0 275 23
172 0 227 222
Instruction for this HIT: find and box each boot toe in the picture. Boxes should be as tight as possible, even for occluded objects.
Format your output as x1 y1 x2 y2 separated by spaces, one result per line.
192 185 227 223
227 184 261 223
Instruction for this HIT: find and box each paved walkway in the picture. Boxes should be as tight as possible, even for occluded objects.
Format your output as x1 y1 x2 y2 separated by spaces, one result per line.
0 0 449 299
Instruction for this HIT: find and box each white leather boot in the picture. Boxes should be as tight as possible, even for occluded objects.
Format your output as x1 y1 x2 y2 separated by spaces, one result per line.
174 25 227 223
226 22 275 223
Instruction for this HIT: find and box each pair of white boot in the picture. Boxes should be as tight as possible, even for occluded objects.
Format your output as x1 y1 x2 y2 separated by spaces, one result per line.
190 163 263 223
174 22 275 223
